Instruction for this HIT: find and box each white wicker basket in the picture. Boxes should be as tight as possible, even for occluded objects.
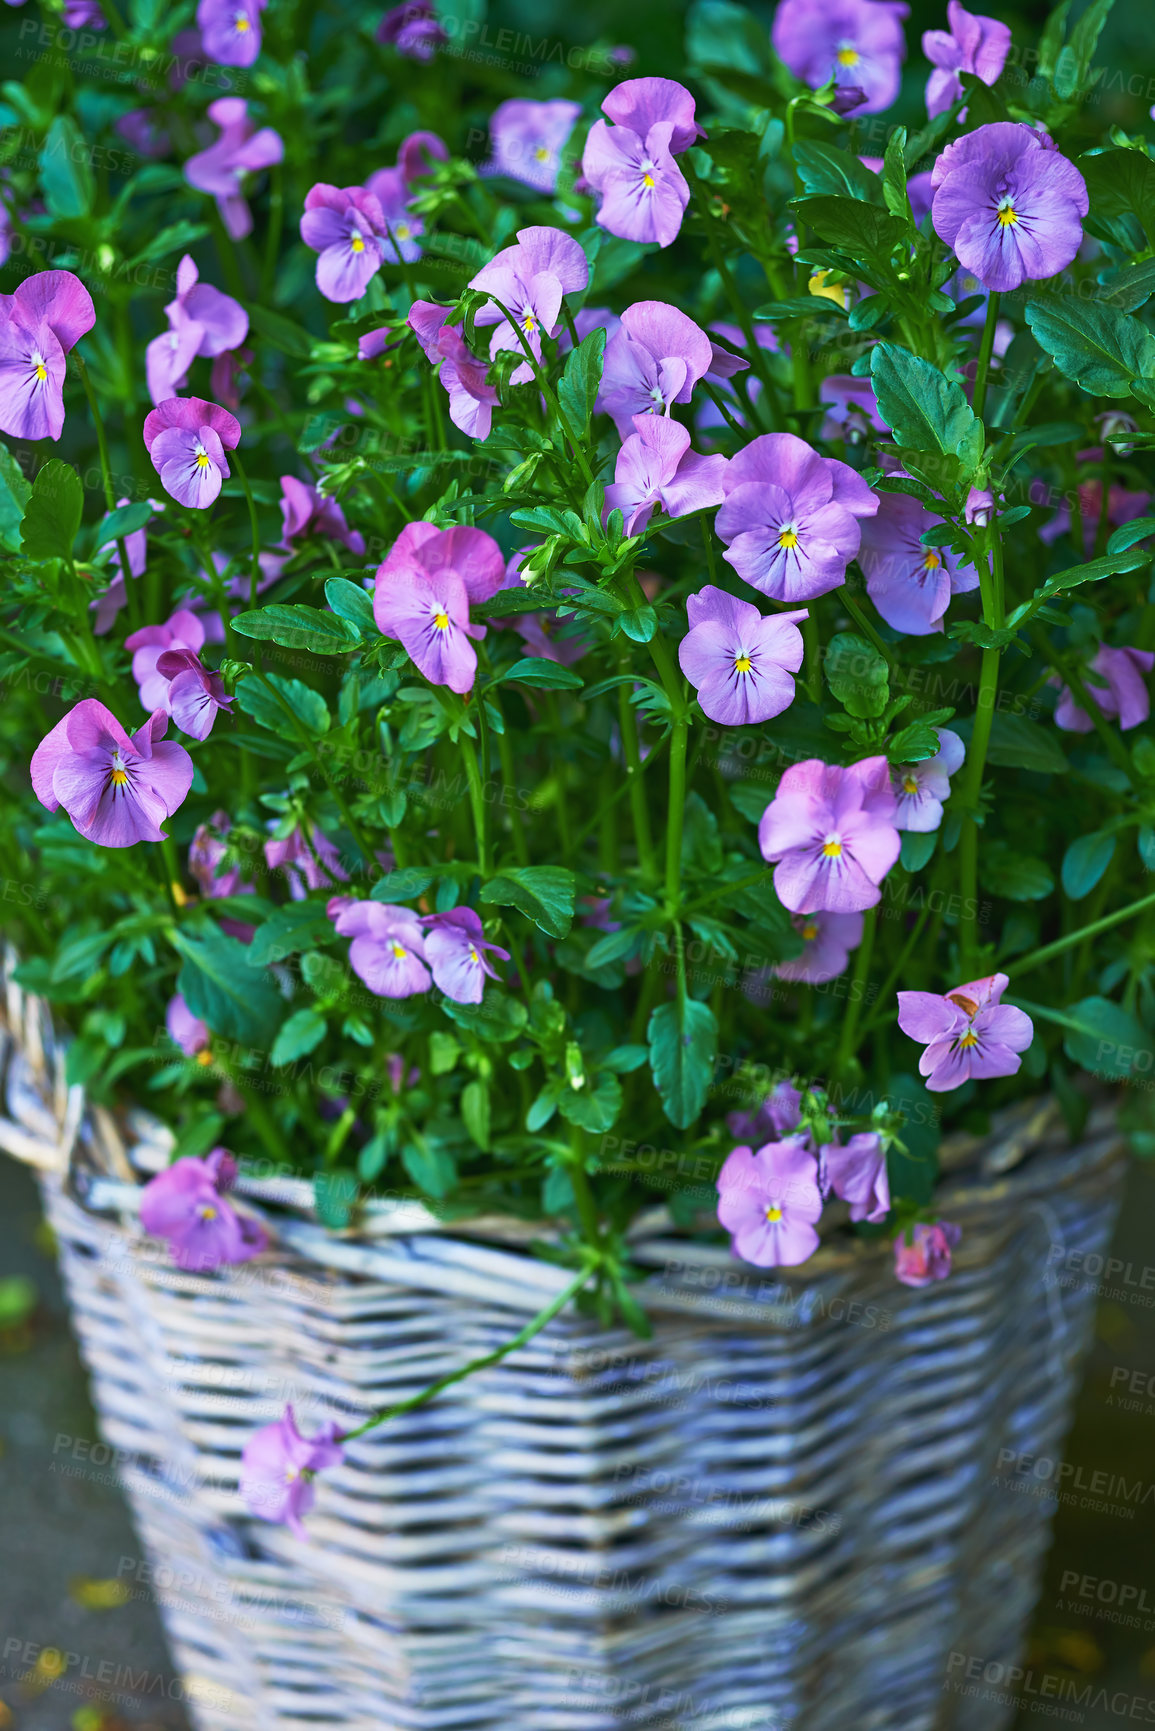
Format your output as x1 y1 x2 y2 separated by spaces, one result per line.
0 962 1124 1731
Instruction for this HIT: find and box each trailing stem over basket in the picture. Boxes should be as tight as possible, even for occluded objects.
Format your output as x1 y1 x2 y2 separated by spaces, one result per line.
3 0 1155 1533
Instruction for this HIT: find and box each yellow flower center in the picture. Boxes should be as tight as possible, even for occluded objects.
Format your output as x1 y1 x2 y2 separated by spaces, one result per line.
778 527 799 550
350 233 365 254
958 1029 979 1048
110 767 129 786
734 653 752 674
391 942 408 959
522 313 538 334
923 550 941 570
285 1465 300 1483
468 946 479 963
801 922 819 941
196 1048 214 1067
196 450 210 468
235 11 249 27
433 610 449 630
765 1205 783 1223
822 839 842 858
836 44 860 66
534 146 549 162
642 173 655 189
198 1204 218 1221
35 363 47 382
395 223 411 241
997 201 1018 227
902 775 919 795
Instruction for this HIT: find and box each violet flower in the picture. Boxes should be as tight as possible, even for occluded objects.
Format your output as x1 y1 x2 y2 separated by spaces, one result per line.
143 396 241 509
197 0 265 67
758 756 901 914
485 98 582 193
931 122 1088 293
373 564 483 694
897 971 1034 1090
422 909 510 1004
146 255 249 407
726 1080 804 1146
678 583 806 727
166 994 210 1059
605 416 728 537
328 899 431 998
92 496 162 635
772 0 910 115
126 609 206 710
923 1 1011 118
31 701 193 849
140 1149 267 1272
818 374 887 445
0 269 95 441
408 301 499 440
240 1406 345 1539
716 432 879 603
155 649 233 740
582 78 702 248
1053 644 1154 734
598 300 715 439
716 1139 824 1268
858 490 979 635
822 1132 890 1223
469 226 589 384
266 821 348 899
697 323 778 439
376 0 446 60
280 476 365 554
301 184 389 303
894 1221 960 1287
184 98 284 241
774 909 864 984
376 520 508 603
891 728 965 830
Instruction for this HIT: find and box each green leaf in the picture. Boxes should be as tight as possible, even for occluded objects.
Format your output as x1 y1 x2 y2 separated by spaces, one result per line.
93 501 153 549
127 220 211 268
981 711 1069 775
499 656 584 690
557 325 605 439
232 604 362 654
793 141 882 203
481 866 576 939
1025 296 1155 398
1005 547 1149 631
870 344 981 481
0 441 31 553
648 996 716 1130
1080 150 1155 252
21 460 83 561
685 0 772 74
900 830 937 872
885 1073 940 1205
402 1139 457 1199
371 867 436 903
881 127 908 220
793 197 908 267
271 1008 327 1066
325 576 378 632
247 903 335 967
558 1072 622 1133
1056 0 1114 100
315 1171 359 1228
824 632 889 718
979 844 1055 901
247 303 315 358
440 989 528 1043
40 115 94 219
1107 518 1155 555
234 672 330 738
461 1079 491 1150
1061 830 1116 900
1061 996 1149 1081
172 928 285 1046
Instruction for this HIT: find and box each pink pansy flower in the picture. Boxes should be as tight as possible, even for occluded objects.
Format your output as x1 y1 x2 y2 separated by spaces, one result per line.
598 301 715 439
773 909 864 985
125 609 206 710
858 490 979 635
373 564 483 694
0 269 95 441
726 1080 804 1146
759 757 901 914
678 584 806 728
897 972 1034 1091
92 497 164 635
923 1 1012 118
328 899 431 998
821 1133 890 1223
716 1139 824 1268
408 301 500 440
605 416 728 537
1053 644 1154 734
422 908 510 1004
140 1148 267 1272
145 255 248 407
582 78 702 248
266 821 348 900
166 994 210 1059
240 1406 345 1540
31 701 193 849
716 433 879 603
143 396 241 509
891 728 965 831
376 520 507 603
894 1222 961 1287
468 226 589 384
301 184 389 303
155 648 233 740
280 476 365 554
197 0 265 66
184 98 284 240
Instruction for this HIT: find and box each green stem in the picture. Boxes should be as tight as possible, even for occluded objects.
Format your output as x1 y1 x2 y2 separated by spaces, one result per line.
684 163 778 410
858 906 931 1039
75 353 138 631
231 448 263 611
487 296 594 489
842 589 894 676
462 732 490 875
618 673 658 886
665 715 689 916
1009 891 1155 981
972 290 1001 426
835 906 876 1077
957 529 1004 973
261 162 284 305
253 672 375 864
337 1257 598 1443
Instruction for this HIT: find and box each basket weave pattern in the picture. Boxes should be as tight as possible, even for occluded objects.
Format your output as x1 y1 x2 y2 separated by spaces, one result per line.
0 967 1124 1731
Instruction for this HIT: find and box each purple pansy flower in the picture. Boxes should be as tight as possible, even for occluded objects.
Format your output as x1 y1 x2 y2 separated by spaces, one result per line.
726 1080 804 1146
582 78 702 248
92 496 163 635
155 649 233 740
240 1406 345 1539
301 184 389 303
897 971 1034 1091
485 98 582 193
140 1148 267 1272
894 1221 961 1287
328 899 432 998
605 416 728 537
598 301 715 439
167 994 210 1059
758 756 901 914
408 301 500 440
280 476 365 554
697 323 778 439
678 583 806 728
197 0 265 66
422 909 510 1004
378 521 508 605
266 821 348 899
965 485 995 525
716 1139 824 1268
469 226 589 384
146 255 248 407
772 0 910 115
892 728 965 830
931 122 1088 293
923 1 1011 118
126 609 206 710
716 433 879 604
376 0 446 59
774 910 864 984
31 701 194 849
858 491 979 635
1053 644 1154 734
818 374 887 444
822 1132 890 1223
143 396 241 509
373 565 483 694
184 98 284 241
0 269 95 441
